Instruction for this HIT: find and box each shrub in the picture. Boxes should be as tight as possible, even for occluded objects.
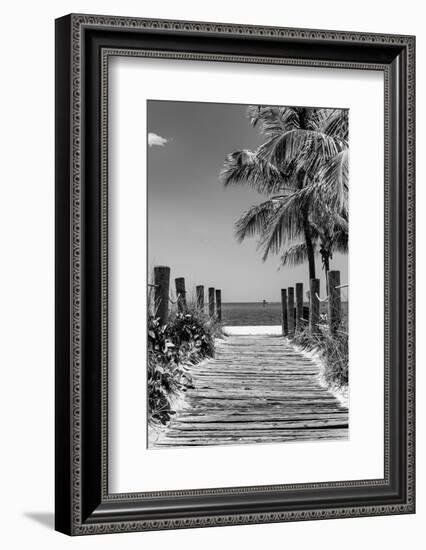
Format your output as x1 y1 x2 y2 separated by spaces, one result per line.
147 304 223 427
293 318 348 389
167 304 223 362
147 316 193 426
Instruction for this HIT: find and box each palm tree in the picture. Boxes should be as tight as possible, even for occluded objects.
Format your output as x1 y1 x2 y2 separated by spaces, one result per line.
279 223 344 280
308 207 348 279
297 137 349 278
220 106 348 280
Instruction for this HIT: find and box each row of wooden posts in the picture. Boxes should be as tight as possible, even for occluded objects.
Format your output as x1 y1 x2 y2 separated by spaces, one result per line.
152 265 342 336
153 266 222 325
281 270 342 337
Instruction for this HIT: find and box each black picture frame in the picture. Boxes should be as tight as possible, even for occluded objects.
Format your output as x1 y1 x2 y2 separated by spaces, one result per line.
55 13 415 535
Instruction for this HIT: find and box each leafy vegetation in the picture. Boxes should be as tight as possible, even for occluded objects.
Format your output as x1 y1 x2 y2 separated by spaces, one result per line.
148 304 223 427
293 319 348 390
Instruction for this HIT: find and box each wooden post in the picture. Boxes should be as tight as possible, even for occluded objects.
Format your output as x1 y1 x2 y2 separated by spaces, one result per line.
281 289 288 336
215 289 222 321
154 266 170 325
287 287 295 336
175 277 187 313
208 287 215 318
303 306 310 322
328 270 341 334
296 282 303 332
309 279 320 336
196 285 204 311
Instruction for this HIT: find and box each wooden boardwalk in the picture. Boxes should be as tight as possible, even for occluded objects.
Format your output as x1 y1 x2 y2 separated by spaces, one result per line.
152 334 348 448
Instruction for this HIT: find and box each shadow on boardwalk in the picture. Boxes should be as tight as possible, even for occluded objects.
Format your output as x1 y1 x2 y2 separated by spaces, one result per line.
150 334 348 448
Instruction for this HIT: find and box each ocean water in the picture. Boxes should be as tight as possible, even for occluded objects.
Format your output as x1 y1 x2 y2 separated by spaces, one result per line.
221 302 349 326
222 302 282 326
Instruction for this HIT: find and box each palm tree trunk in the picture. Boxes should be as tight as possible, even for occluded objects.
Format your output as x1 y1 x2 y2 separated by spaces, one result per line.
324 255 330 282
303 217 316 280
299 171 316 281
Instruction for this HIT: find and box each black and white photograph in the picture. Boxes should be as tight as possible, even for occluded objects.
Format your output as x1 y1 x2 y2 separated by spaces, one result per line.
0 0 419 544
147 100 349 449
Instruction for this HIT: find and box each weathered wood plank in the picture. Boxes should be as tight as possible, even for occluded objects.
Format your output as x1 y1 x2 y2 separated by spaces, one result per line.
151 334 348 448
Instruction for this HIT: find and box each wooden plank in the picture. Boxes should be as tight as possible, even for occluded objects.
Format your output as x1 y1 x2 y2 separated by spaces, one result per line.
151 333 348 448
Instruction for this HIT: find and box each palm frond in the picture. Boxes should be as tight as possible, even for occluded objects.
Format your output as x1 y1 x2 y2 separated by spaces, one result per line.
258 190 308 260
333 210 349 233
309 203 348 257
220 149 293 195
315 149 349 211
292 148 348 217
321 109 349 141
334 229 348 253
247 105 300 138
234 199 281 243
280 241 313 267
259 129 345 180
304 108 335 131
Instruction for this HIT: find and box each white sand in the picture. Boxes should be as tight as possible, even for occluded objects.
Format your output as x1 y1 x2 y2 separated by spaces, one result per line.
223 325 282 336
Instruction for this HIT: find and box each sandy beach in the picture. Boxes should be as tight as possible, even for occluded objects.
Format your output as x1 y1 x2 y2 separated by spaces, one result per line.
223 325 282 336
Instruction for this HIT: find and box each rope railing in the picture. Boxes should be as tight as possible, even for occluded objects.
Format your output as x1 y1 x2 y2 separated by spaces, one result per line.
316 282 348 303
282 273 347 337
150 268 222 323
148 281 182 306
168 293 180 305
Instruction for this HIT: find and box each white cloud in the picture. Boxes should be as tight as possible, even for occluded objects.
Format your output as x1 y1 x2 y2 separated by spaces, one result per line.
148 132 168 147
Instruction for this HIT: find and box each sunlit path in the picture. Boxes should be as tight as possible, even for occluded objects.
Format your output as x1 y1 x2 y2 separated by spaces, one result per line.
152 334 348 447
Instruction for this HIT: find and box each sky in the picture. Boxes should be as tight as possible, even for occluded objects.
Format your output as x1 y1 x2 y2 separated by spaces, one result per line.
147 100 348 303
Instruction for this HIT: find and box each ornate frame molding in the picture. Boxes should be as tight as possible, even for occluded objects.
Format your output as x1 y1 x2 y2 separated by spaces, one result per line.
55 14 415 535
